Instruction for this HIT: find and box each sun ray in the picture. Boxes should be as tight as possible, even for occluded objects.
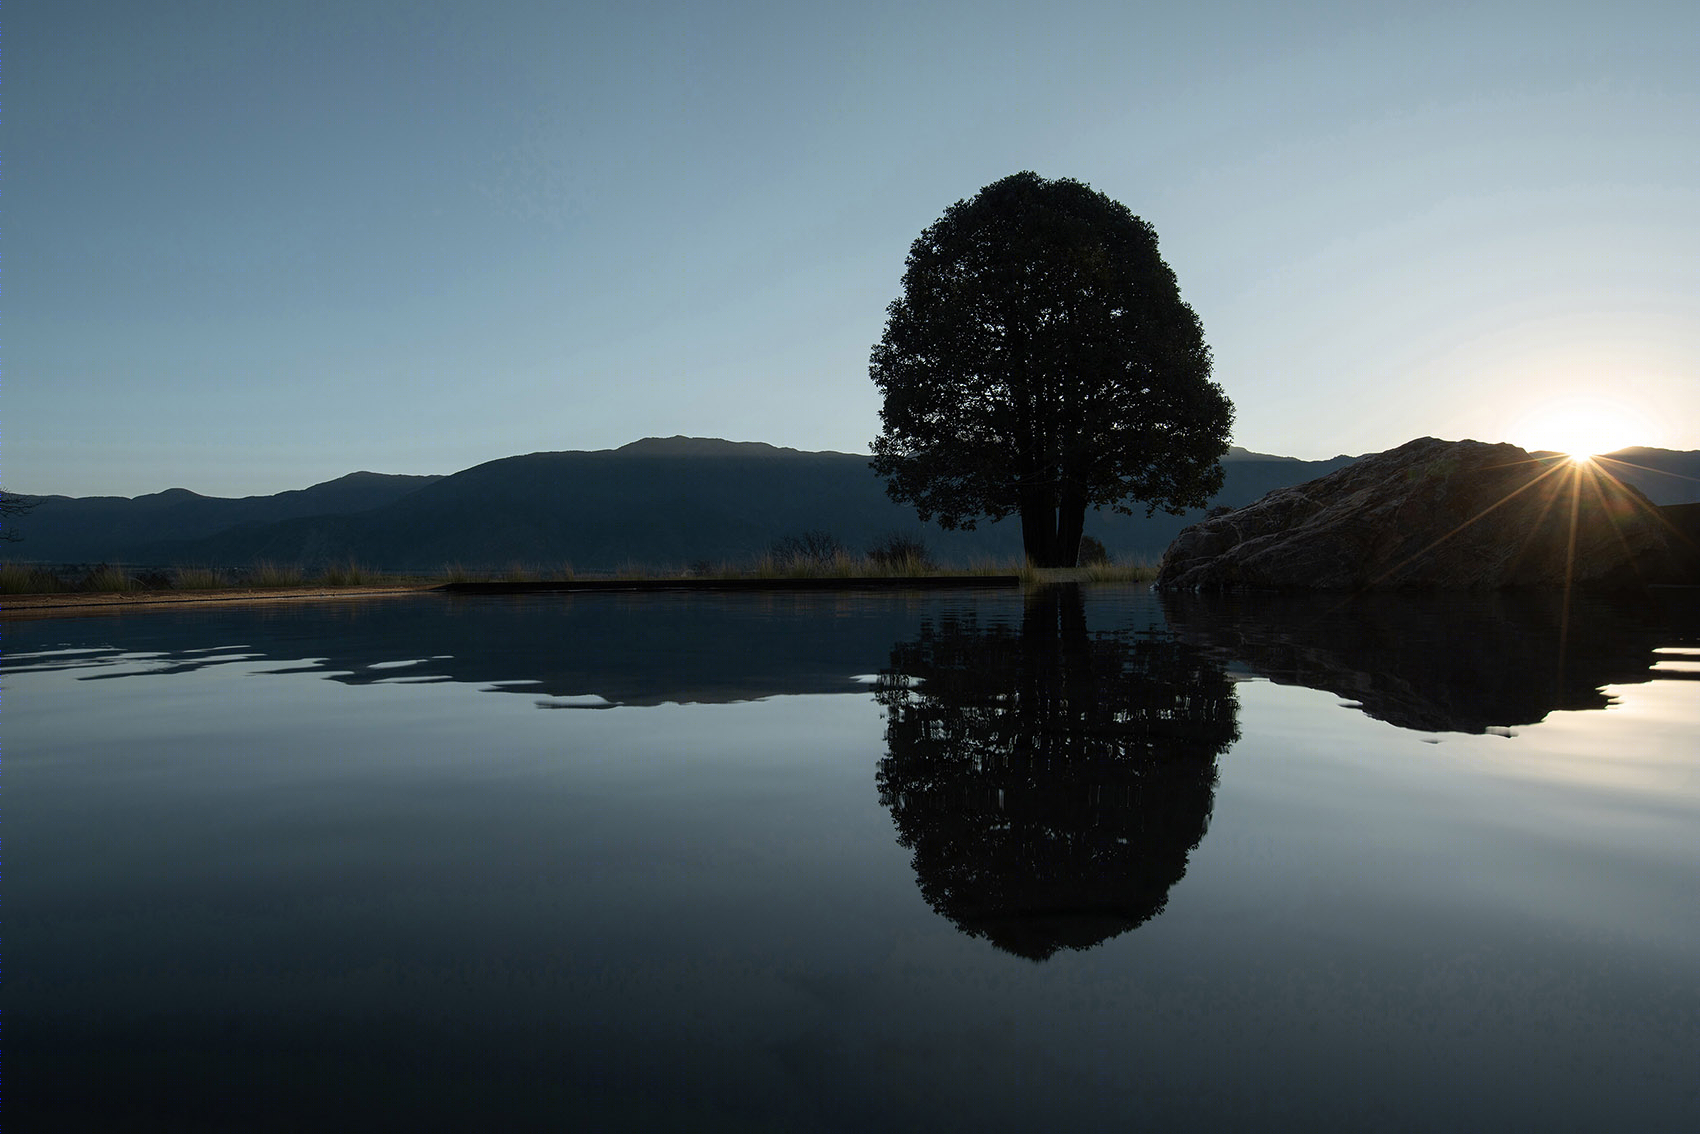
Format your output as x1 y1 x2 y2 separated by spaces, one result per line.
1590 454 1700 487
1309 444 1680 621
1507 396 1657 461
1560 460 1582 657
1364 456 1573 588
1511 459 1573 565
1565 457 1691 599
1575 462 1661 592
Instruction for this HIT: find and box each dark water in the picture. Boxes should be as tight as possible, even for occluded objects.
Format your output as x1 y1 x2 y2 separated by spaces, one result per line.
5 585 1698 1131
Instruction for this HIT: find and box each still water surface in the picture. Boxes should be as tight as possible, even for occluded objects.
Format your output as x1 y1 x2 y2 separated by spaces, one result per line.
6 585 1698 1131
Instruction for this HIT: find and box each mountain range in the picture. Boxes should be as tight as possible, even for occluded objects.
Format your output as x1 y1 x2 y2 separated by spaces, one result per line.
9 437 1698 572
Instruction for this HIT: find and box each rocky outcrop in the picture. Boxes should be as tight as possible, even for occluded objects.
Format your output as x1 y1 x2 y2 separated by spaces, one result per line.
1156 437 1681 591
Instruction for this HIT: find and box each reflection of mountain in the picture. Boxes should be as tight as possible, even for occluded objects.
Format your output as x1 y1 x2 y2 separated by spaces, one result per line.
4 591 1024 706
1161 589 1700 735
876 586 1239 961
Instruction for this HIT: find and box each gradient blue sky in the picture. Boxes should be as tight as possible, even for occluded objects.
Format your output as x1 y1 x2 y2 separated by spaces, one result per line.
10 0 1698 497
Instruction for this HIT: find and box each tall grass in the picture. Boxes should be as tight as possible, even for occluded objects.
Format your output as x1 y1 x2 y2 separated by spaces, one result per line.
0 553 1156 598
318 561 376 587
714 551 1053 582
79 564 142 592
748 549 887 579
172 567 229 590
1083 559 1158 583
245 561 306 588
0 563 66 593
957 557 1027 578
0 558 436 596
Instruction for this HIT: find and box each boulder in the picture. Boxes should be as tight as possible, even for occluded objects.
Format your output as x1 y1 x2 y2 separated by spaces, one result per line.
1156 437 1682 591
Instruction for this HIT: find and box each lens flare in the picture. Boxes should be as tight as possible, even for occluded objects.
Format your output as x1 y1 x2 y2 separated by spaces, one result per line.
1507 398 1653 459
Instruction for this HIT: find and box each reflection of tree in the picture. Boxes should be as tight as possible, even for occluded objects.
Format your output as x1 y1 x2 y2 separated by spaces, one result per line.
876 586 1239 960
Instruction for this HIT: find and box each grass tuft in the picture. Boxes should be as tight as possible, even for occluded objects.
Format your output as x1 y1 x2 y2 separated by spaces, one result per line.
1083 559 1158 583
78 563 142 592
172 567 228 590
247 561 306 588
0 563 67 593
318 561 376 587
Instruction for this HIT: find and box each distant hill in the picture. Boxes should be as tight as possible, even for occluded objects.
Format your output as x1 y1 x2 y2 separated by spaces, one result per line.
1593 448 1700 505
123 439 1359 571
8 437 1695 572
8 472 442 564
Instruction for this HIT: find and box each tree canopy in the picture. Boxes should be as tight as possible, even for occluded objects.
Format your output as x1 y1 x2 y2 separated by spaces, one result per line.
870 171 1234 567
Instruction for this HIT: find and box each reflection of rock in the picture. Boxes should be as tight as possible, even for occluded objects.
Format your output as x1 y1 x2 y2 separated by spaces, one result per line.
1157 438 1679 591
1661 502 1700 582
876 586 1238 960
1161 588 1700 734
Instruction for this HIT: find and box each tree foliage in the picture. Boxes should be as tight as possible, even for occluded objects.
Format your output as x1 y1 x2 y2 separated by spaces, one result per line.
870 172 1234 566
0 490 38 543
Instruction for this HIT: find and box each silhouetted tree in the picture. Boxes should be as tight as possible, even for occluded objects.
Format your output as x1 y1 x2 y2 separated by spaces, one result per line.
1 490 38 543
875 586 1239 959
871 172 1235 567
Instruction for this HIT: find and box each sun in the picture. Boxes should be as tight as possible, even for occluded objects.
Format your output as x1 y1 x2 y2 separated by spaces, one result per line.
1506 397 1654 461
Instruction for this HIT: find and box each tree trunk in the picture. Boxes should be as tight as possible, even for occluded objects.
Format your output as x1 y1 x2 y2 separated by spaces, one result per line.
1019 493 1088 568
1019 489 1053 566
1054 488 1086 569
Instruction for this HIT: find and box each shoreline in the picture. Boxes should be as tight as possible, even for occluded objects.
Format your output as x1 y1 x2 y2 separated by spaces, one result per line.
0 584 443 618
0 574 1050 619
436 574 1023 595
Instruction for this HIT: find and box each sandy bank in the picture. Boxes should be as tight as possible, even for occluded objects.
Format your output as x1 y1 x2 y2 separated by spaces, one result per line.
1 584 440 618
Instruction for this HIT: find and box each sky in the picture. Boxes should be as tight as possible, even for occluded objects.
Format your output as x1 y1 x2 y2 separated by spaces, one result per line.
8 0 1698 498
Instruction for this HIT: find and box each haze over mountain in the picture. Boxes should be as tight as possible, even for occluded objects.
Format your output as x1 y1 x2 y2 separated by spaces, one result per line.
8 438 1697 573
7 472 443 565
1593 448 1700 508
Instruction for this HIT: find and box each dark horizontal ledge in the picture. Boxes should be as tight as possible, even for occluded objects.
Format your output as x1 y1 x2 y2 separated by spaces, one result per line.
436 575 1021 595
